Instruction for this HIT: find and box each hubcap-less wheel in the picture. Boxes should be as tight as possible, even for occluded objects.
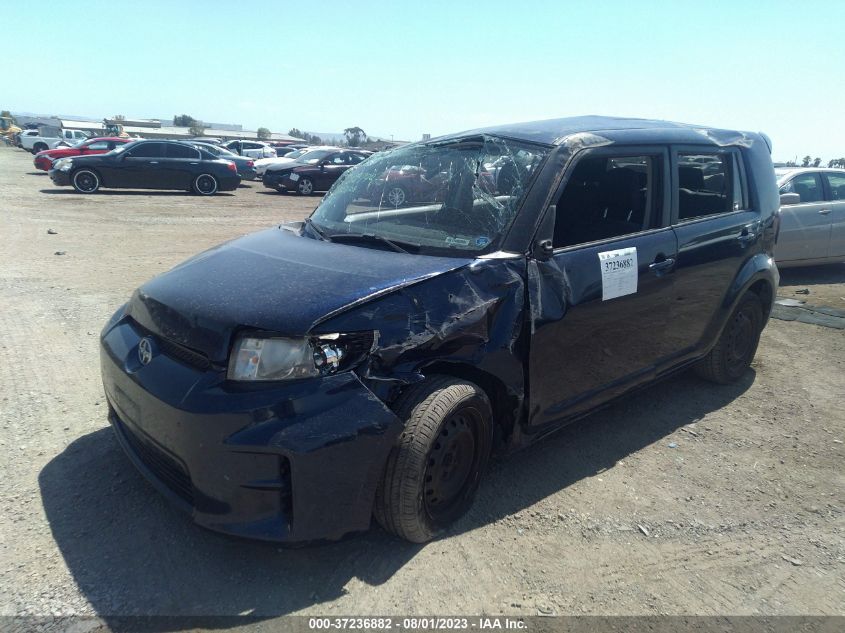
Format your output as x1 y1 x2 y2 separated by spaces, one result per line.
424 409 480 519
386 186 406 207
297 178 314 195
725 303 755 375
194 174 218 195
73 170 99 193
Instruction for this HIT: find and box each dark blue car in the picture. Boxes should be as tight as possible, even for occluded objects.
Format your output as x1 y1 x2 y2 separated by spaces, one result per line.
100 116 780 543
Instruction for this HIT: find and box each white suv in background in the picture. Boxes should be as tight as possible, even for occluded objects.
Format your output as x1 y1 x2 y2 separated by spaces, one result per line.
222 140 276 159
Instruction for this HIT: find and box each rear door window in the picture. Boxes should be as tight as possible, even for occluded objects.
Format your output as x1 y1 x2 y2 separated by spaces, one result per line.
166 144 201 159
676 152 739 220
823 172 845 201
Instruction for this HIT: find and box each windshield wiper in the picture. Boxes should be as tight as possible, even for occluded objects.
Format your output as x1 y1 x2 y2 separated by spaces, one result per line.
303 217 331 241
327 232 418 254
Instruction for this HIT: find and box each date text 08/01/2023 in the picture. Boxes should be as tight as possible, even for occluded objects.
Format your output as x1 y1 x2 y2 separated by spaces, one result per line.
307 617 528 630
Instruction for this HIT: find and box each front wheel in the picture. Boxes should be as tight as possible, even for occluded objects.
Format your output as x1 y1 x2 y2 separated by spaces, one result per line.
71 169 100 193
695 291 763 384
192 174 218 196
374 376 492 543
296 177 314 195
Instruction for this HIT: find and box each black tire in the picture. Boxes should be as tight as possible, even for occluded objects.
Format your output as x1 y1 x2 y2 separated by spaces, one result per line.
295 177 314 195
192 173 218 196
695 291 763 384
385 184 408 207
71 169 100 194
32 143 48 154
374 376 492 543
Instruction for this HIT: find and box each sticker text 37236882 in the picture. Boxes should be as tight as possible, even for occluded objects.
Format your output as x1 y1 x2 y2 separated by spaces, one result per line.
598 247 638 301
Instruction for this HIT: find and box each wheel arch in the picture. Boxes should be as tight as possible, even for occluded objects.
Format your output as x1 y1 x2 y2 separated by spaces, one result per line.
417 361 517 453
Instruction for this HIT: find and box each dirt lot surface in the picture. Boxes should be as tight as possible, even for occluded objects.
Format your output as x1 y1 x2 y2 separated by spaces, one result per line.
1 147 843 622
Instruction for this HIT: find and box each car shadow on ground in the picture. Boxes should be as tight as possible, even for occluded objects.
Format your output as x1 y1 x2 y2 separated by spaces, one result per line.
39 369 753 624
27 171 47 175
39 190 235 197
778 263 845 287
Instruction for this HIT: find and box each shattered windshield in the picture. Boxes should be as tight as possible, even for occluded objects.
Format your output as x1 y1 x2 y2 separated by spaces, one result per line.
309 136 549 255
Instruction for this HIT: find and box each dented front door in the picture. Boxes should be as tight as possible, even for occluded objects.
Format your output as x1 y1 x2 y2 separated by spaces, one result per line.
527 228 678 427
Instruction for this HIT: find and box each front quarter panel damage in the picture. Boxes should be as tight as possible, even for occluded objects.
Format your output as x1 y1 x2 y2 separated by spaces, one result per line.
314 258 528 445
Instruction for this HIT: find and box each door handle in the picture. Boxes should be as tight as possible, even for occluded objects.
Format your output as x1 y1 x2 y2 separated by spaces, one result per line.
819 209 831 215
189 162 199 165
149 161 159 165
649 257 675 273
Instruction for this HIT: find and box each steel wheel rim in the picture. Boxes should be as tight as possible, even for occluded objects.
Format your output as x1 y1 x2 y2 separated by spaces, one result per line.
726 306 754 373
423 407 483 520
75 172 97 192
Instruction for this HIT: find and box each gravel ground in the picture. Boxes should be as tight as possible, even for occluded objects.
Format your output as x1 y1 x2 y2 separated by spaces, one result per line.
0 147 843 624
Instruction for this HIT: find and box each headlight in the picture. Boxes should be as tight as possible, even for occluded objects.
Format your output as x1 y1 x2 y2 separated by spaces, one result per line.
54 158 73 171
227 332 376 382
229 336 318 381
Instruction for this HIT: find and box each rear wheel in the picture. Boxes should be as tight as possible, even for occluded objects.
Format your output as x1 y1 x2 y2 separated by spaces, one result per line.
32 143 48 154
296 177 314 195
71 169 100 193
192 174 218 196
695 291 763 384
374 376 492 543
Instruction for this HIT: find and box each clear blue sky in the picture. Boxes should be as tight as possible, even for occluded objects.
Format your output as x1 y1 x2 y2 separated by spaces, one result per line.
3 0 843 162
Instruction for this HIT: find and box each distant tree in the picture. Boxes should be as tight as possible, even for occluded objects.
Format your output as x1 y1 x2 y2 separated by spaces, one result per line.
189 123 205 137
112 114 126 121
344 126 367 147
288 127 303 138
257 127 271 140
812 157 822 167
174 114 199 127
801 155 812 167
1 110 17 123
829 158 845 168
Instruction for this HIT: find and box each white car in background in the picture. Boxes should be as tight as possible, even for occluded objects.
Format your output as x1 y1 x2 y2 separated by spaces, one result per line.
254 147 315 177
221 140 276 160
257 146 342 177
776 167 845 267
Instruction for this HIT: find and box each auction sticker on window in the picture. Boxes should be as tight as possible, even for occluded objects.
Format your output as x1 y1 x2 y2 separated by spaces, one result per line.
598 247 638 301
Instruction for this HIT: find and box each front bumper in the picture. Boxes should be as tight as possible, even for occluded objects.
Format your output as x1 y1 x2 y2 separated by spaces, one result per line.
262 172 288 190
34 156 52 171
100 315 402 542
48 169 71 186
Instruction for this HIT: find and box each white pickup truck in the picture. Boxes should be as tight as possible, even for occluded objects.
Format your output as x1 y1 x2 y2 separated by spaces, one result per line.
21 127 91 154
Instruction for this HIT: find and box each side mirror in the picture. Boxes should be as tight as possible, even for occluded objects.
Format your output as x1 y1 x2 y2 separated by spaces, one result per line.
532 204 557 261
779 192 800 206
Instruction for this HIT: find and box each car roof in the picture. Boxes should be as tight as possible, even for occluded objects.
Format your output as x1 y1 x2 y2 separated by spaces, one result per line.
432 115 764 148
774 167 845 182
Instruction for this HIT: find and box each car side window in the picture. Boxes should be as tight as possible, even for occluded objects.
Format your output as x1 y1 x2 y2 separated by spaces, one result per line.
823 172 845 201
347 153 366 165
125 143 166 158
553 154 661 248
167 144 201 159
676 152 737 220
780 173 823 203
86 141 110 150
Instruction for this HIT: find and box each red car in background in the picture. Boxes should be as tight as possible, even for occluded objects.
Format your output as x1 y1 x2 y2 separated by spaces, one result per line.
33 137 132 171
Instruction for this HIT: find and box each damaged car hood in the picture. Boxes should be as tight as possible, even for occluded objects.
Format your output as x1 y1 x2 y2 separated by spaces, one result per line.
127 227 472 361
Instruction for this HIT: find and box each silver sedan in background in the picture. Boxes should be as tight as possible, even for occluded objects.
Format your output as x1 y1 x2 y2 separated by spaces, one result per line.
776 167 845 267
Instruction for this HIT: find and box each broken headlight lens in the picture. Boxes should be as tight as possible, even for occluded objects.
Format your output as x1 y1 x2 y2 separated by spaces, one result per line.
227 332 375 382
228 336 319 382
53 158 73 172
